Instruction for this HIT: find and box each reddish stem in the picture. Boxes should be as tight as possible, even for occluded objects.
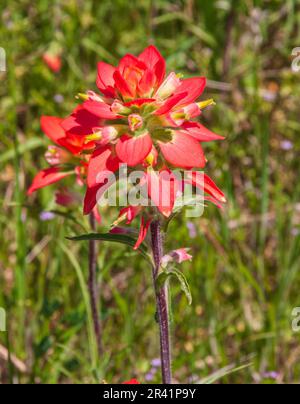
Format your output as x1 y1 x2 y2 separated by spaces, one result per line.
150 219 172 384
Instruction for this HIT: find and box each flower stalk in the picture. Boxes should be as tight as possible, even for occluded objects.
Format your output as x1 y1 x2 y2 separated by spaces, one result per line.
150 219 172 384
88 213 103 357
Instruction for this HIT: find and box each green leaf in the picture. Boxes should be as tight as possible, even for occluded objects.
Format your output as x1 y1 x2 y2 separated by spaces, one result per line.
156 267 192 305
198 363 253 384
59 242 98 370
153 12 216 47
82 38 117 64
156 271 170 291
34 336 52 358
67 232 150 261
0 137 46 164
50 210 87 232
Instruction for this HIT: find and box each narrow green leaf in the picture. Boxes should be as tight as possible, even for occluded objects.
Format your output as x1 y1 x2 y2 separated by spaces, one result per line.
169 268 192 305
82 38 117 64
50 210 87 232
156 267 192 305
156 271 169 291
67 232 149 260
59 242 98 371
0 137 45 164
199 362 252 384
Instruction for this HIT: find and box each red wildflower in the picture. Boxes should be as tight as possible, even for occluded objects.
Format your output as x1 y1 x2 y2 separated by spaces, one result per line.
43 53 62 73
122 379 140 384
55 189 81 207
80 46 226 244
78 45 219 176
162 248 193 267
27 116 84 195
29 45 226 249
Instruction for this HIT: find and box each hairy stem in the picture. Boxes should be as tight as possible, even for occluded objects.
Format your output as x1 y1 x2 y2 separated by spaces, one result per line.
150 220 172 384
88 213 103 357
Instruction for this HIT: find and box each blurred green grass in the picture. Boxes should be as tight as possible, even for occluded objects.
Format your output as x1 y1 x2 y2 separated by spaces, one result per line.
1 0 300 384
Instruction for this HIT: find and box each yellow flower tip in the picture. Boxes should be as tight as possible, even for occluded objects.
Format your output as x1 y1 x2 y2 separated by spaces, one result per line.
128 114 143 131
76 92 89 101
221 196 227 203
197 99 216 109
112 213 127 227
84 132 102 143
145 152 155 166
176 73 184 79
48 147 57 155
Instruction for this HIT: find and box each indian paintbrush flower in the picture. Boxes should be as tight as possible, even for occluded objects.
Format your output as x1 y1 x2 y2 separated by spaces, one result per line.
29 46 225 244
28 45 226 384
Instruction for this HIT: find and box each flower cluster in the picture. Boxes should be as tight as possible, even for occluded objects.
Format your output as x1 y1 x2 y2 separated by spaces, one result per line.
29 46 226 248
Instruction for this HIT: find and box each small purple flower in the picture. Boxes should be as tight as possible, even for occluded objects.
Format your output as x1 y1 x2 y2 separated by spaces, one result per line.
261 89 277 102
53 94 64 104
262 371 279 380
21 210 27 223
40 211 55 221
280 140 293 151
151 358 161 368
145 372 155 382
187 221 197 238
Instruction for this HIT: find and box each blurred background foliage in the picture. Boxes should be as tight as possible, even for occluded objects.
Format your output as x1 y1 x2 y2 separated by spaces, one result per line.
1 0 300 384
